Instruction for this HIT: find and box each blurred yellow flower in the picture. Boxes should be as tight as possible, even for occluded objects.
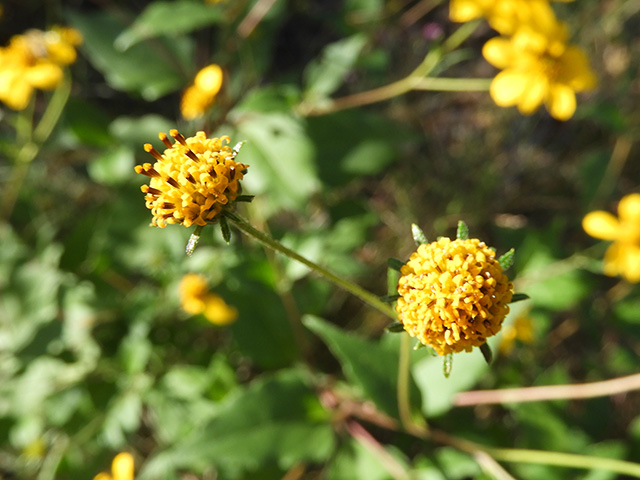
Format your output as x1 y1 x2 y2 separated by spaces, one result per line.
499 314 534 354
181 64 223 120
482 24 596 120
135 130 248 228
583 193 640 282
396 238 513 356
0 26 82 110
179 273 238 325
94 452 134 480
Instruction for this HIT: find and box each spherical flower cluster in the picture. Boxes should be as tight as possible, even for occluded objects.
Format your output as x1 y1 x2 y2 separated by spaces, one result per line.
180 64 223 120
396 237 513 356
135 130 248 228
451 0 596 120
582 193 640 283
94 452 134 480
0 26 82 110
179 274 238 326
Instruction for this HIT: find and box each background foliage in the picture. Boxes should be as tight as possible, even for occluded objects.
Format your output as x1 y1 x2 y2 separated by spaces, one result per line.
1 0 640 479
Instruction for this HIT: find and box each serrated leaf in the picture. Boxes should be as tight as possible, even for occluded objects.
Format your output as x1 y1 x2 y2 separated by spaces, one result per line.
498 248 515 271
115 0 225 50
411 223 428 246
456 221 469 240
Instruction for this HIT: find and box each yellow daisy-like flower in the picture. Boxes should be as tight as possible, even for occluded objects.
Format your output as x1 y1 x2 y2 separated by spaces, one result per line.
482 12 596 121
135 130 248 228
179 273 238 325
396 237 513 356
0 26 82 110
180 64 223 120
582 193 640 283
94 452 134 480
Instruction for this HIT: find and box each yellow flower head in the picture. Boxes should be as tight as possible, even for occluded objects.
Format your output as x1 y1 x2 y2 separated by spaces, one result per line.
179 273 238 325
583 193 640 283
94 452 134 480
396 237 513 356
135 130 248 228
0 27 82 110
180 64 223 120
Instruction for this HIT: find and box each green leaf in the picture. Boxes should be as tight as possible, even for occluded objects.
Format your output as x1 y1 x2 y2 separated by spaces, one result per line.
67 10 191 100
412 223 428 246
88 145 135 186
139 370 334 479
498 248 515 271
380 294 401 304
303 34 367 101
219 215 231 244
304 315 421 418
109 114 175 147
115 0 225 50
456 220 469 240
386 322 405 332
479 343 492 364
413 348 488 417
235 113 319 215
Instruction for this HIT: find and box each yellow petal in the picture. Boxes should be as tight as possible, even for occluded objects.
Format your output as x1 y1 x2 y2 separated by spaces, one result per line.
25 63 63 90
582 211 620 240
93 474 113 480
517 75 547 114
490 70 528 107
621 246 640 283
449 0 483 22
194 64 223 95
203 294 237 326
558 46 597 91
546 83 576 121
618 193 640 223
482 37 513 69
112 452 134 480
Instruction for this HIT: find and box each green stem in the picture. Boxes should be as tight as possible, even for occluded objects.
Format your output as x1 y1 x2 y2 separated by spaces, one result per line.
485 447 640 478
1 74 72 220
412 77 492 91
223 211 397 320
397 332 428 436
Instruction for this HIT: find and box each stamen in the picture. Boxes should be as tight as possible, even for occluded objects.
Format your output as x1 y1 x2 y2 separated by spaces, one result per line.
159 132 173 148
144 143 163 161
185 172 196 184
207 165 218 178
229 166 236 180
164 175 180 188
170 129 199 161
135 163 160 177
160 202 175 209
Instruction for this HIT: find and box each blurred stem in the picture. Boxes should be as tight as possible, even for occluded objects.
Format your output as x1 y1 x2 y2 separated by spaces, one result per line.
1 74 71 221
299 20 482 116
223 211 397 320
412 77 492 91
36 434 69 480
454 372 640 406
397 332 428 435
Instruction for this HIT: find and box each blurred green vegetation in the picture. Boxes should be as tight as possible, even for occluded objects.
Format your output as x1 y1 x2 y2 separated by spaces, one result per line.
1 0 640 479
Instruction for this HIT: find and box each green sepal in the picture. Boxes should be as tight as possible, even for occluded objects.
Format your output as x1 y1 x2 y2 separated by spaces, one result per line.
387 258 405 272
235 195 255 203
411 223 428 246
510 292 530 303
456 220 469 240
380 294 401 304
498 248 515 271
185 225 204 256
386 322 405 333
480 342 493 364
414 341 427 350
220 215 231 244
443 353 453 378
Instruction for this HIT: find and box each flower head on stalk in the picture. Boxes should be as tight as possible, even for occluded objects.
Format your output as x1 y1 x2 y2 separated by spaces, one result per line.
0 26 82 110
396 232 514 357
135 130 248 228
93 452 134 480
583 193 640 283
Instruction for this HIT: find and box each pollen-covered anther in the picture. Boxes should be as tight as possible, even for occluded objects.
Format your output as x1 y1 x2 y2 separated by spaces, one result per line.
159 132 173 148
144 143 163 161
396 237 513 356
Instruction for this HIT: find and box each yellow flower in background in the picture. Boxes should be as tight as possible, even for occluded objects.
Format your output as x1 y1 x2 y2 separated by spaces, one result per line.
181 64 223 120
499 314 534 354
0 26 82 110
583 194 640 283
135 130 248 228
179 274 238 325
482 26 596 120
396 238 513 356
94 452 134 480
